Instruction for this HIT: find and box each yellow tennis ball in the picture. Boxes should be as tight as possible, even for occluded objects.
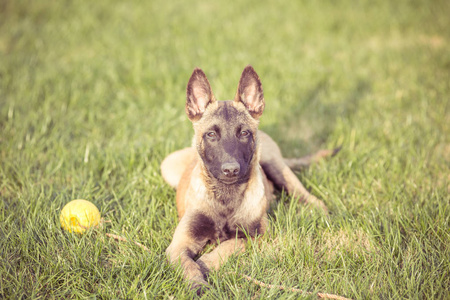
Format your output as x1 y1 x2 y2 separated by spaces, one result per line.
60 199 101 233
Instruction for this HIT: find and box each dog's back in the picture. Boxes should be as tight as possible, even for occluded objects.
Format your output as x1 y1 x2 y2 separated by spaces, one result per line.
161 147 196 189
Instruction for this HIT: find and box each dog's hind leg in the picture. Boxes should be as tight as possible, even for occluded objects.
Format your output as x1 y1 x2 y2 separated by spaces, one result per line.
258 131 329 213
161 147 196 189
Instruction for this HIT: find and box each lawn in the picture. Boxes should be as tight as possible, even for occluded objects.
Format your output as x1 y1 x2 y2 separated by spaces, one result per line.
1 0 449 299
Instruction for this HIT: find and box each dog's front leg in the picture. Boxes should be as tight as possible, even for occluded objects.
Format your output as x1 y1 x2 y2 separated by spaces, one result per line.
166 215 211 293
196 238 246 274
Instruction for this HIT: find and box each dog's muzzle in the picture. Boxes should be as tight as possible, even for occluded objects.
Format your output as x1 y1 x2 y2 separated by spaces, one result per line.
221 162 240 177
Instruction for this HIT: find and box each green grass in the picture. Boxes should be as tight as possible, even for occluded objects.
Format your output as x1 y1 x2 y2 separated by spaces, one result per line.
1 0 449 298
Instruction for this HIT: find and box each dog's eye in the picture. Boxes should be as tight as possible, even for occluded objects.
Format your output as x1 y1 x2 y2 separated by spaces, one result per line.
206 132 216 138
241 131 249 137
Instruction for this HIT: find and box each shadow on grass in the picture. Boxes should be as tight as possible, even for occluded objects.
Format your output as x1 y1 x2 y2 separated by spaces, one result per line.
262 79 371 157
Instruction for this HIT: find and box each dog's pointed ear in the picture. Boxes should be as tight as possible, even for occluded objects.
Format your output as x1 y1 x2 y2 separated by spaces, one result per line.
234 65 265 119
186 68 215 122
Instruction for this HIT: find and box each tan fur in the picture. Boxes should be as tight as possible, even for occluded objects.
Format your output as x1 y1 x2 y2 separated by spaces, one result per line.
160 147 196 189
161 66 335 294
175 156 197 219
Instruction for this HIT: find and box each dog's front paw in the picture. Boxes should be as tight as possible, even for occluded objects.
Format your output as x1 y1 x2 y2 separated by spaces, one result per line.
190 276 210 296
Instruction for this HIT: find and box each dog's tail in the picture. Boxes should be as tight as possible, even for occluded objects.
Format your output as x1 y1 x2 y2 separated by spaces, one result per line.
284 146 341 170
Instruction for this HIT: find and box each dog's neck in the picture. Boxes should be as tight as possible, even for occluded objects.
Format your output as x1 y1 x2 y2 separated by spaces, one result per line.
201 167 246 203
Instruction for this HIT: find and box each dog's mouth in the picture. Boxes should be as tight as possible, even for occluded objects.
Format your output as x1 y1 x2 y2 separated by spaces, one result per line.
215 171 251 185
204 162 251 185
217 177 239 185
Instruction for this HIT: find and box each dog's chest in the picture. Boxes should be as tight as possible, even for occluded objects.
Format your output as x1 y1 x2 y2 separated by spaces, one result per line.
214 213 261 242
210 195 265 242
188 207 263 244
188 166 267 242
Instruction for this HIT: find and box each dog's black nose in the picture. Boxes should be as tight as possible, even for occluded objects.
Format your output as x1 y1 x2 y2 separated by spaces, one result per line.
221 162 240 177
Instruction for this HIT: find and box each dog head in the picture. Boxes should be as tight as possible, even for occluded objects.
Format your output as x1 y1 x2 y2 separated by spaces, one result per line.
185 65 265 184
